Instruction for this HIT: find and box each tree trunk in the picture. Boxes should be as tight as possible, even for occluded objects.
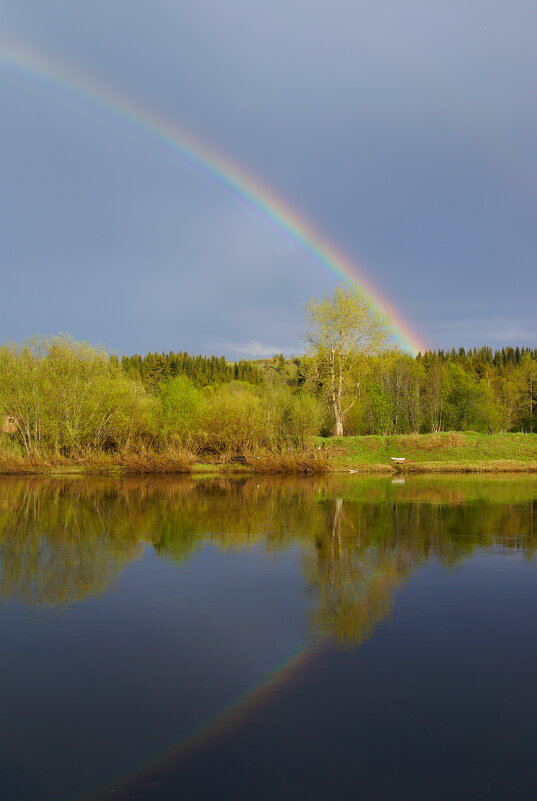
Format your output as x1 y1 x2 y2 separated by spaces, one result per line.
334 408 344 437
329 349 344 436
333 378 344 435
529 377 534 433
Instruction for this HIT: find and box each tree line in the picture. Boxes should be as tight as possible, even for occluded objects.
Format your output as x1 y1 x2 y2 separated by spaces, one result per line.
117 342 537 438
120 350 262 388
297 288 537 435
0 288 536 460
0 335 321 458
300 346 537 436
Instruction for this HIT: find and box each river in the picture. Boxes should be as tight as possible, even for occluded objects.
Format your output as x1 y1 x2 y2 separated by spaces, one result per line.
2 474 537 800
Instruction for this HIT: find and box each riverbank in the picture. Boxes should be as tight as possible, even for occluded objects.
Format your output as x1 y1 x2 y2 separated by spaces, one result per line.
1 432 537 475
0 450 195 476
0 448 328 476
320 432 537 473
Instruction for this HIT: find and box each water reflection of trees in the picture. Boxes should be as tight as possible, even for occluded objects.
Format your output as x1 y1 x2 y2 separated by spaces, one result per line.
0 480 146 605
1 476 536 642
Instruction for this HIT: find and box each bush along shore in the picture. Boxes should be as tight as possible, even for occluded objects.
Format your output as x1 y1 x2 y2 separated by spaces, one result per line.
1 334 537 476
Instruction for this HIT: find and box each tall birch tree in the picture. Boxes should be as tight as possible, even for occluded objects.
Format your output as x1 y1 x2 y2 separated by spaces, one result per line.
304 286 390 436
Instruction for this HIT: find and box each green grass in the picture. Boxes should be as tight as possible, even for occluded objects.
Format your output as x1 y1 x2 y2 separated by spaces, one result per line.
319 432 537 472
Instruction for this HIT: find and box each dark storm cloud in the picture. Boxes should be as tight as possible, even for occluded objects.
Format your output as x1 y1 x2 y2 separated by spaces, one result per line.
1 0 536 353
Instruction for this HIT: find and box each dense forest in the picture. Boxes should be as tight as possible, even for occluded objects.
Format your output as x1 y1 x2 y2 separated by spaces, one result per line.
321 346 537 436
120 351 262 387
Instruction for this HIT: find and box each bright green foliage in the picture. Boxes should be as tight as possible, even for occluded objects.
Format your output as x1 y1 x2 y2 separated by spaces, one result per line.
285 391 325 446
0 336 324 459
519 352 537 433
193 383 324 454
0 336 152 455
264 387 325 448
158 375 203 445
354 352 425 435
197 382 267 453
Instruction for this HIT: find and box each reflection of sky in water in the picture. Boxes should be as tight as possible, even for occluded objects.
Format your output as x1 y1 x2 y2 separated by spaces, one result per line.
2 543 311 801
1 475 537 801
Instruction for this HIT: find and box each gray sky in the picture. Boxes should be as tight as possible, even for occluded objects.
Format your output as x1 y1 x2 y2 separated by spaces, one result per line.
1 0 536 356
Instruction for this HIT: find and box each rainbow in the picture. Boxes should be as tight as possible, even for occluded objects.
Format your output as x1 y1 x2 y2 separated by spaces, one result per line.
74 635 327 801
0 37 427 354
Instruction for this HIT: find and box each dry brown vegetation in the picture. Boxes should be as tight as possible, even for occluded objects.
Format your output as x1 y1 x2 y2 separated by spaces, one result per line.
244 448 330 474
0 447 194 475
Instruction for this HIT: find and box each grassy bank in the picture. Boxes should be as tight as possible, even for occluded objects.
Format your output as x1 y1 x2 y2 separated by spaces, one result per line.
320 432 537 473
1 433 537 475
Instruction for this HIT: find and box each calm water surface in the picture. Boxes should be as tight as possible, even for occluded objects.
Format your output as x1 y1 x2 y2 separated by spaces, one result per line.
2 474 537 801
